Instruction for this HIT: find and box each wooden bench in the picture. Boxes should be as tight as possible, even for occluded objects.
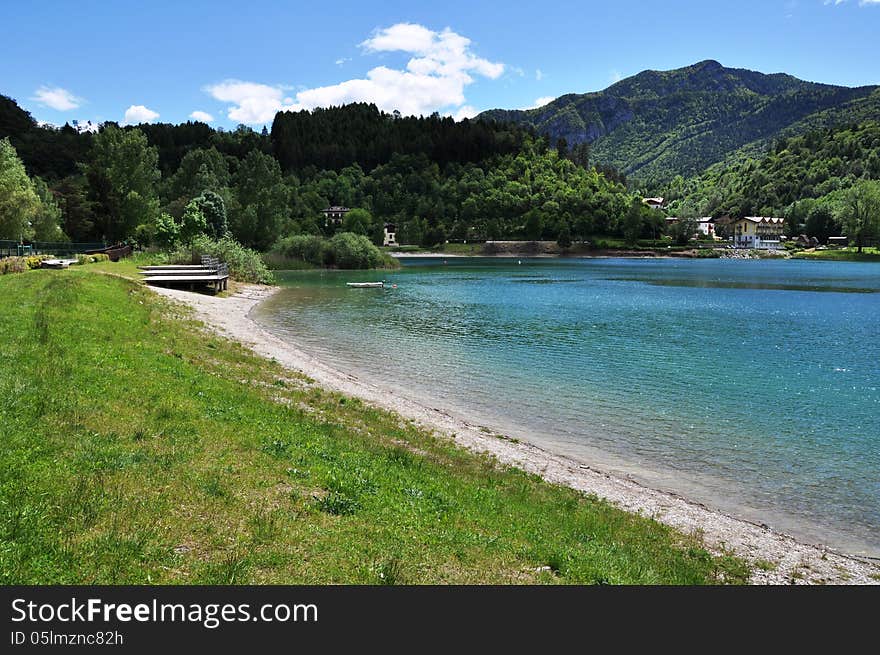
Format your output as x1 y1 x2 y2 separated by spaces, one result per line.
141 257 229 293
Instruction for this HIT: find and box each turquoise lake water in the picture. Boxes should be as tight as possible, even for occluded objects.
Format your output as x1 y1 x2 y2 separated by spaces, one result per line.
253 258 880 556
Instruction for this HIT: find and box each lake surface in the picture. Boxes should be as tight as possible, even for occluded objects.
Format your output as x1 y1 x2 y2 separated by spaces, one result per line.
253 258 880 556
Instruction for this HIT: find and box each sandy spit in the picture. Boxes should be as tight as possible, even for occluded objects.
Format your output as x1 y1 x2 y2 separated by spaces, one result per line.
151 283 879 585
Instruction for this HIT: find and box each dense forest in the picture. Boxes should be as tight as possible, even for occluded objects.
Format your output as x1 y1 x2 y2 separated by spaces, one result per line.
479 60 880 187
0 95 644 251
664 122 880 243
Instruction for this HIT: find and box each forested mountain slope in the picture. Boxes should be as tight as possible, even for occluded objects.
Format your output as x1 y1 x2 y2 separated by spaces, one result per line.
479 60 879 186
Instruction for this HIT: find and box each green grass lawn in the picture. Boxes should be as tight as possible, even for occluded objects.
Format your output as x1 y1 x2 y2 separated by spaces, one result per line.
0 266 749 584
792 247 880 262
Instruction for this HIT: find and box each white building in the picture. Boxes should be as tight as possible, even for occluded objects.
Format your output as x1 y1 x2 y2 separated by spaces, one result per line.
665 217 716 239
733 217 785 249
383 223 397 247
321 206 350 227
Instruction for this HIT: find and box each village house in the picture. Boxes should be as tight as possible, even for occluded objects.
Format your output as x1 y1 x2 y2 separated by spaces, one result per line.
664 216 717 239
643 197 666 210
321 206 350 227
383 222 398 247
732 216 785 249
696 218 716 239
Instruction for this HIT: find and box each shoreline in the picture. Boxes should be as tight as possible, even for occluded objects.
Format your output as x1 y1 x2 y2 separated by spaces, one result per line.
151 282 880 585
390 250 692 259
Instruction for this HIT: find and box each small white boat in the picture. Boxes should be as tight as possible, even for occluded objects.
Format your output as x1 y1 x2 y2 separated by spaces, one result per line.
41 259 77 269
346 281 384 288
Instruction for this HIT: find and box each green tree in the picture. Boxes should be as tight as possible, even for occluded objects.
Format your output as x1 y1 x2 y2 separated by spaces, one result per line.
86 125 160 242
342 207 373 236
230 149 290 250
835 180 880 253
421 225 446 248
622 199 645 246
180 198 209 246
55 175 95 241
523 209 543 240
804 204 838 244
555 137 569 160
556 222 572 249
31 177 68 241
571 142 590 169
327 232 383 269
0 138 41 240
669 217 698 245
153 212 180 248
165 147 230 201
189 190 228 239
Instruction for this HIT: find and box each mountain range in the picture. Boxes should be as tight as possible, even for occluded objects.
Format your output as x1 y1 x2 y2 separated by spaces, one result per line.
478 60 880 186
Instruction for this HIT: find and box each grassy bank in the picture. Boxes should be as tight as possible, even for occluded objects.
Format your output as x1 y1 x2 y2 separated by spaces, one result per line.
792 247 880 262
0 267 749 584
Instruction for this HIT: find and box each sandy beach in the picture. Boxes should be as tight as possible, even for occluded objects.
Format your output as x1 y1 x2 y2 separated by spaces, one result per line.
151 282 880 585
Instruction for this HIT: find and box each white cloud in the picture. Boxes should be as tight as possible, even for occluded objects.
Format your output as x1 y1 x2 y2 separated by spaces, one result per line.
825 0 880 5
31 86 83 111
535 69 543 81
335 57 351 65
189 110 214 122
609 70 623 83
522 96 555 110
124 105 160 124
452 105 478 121
205 23 504 124
203 80 294 124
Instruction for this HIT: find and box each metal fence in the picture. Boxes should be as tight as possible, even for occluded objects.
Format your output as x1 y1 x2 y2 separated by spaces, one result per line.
0 240 105 258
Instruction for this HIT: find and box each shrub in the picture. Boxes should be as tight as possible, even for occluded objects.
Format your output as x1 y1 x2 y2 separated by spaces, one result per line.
271 233 399 270
273 234 330 266
327 232 384 269
25 255 48 269
74 253 109 265
0 255 55 273
153 212 180 249
170 235 275 284
0 257 27 275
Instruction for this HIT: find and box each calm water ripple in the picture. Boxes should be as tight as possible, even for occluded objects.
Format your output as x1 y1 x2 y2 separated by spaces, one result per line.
254 258 880 556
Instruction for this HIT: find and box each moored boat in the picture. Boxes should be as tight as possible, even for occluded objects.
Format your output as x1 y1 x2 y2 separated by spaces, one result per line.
346 281 384 288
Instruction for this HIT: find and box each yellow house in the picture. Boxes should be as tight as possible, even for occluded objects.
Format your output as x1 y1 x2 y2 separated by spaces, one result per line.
732 217 784 249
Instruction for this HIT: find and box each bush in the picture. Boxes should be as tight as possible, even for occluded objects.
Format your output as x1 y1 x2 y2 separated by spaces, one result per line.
0 257 27 275
273 234 330 266
74 253 110 265
327 232 384 269
170 235 275 284
25 255 49 269
271 232 399 270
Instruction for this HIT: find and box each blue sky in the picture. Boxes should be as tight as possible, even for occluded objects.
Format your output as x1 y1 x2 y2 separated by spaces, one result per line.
2 0 879 129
